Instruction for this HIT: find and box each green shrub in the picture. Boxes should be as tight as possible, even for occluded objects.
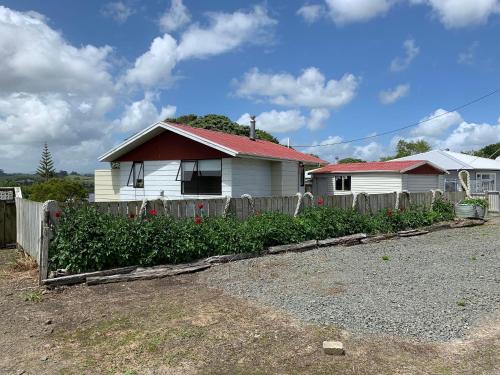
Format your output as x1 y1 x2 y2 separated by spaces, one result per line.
28 178 87 202
460 197 488 208
50 203 452 273
432 197 455 221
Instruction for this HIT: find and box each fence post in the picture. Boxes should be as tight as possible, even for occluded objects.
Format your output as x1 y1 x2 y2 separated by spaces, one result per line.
39 221 49 284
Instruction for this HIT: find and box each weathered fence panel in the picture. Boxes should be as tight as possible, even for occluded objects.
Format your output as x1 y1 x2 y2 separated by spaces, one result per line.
15 198 44 261
444 191 466 204
471 191 500 213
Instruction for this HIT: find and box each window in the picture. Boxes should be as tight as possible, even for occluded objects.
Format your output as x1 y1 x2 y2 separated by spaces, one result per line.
127 161 144 188
335 175 351 191
177 159 222 195
444 178 458 192
299 163 305 187
475 173 496 192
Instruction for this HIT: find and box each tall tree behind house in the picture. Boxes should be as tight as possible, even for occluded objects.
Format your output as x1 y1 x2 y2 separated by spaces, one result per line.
37 142 56 182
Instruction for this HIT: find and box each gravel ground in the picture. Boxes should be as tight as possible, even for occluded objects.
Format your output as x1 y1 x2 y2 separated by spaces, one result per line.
198 219 500 342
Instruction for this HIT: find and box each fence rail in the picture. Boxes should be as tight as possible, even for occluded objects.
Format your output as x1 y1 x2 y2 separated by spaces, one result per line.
15 198 45 262
50 190 467 221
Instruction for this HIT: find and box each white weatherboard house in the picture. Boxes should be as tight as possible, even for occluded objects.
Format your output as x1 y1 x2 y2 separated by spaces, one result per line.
394 150 500 193
95 121 325 202
310 160 448 196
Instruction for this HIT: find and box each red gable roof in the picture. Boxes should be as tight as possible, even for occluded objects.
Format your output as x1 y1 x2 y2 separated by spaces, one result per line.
310 160 445 174
169 123 326 164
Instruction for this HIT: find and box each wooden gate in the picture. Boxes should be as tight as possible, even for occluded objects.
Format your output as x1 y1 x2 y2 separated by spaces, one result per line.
0 188 16 248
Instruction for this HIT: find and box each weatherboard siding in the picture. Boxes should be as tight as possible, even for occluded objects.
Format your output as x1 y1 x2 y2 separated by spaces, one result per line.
402 174 439 192
231 158 272 197
351 173 403 194
94 169 121 202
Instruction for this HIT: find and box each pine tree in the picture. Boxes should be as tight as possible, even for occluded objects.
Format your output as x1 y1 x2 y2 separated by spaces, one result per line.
37 142 56 181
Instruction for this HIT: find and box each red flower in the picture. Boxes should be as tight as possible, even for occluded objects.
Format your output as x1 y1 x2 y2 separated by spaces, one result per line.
317 198 324 206
197 202 204 209
387 208 393 217
194 216 202 225
148 209 157 216
54 211 62 218
128 213 135 219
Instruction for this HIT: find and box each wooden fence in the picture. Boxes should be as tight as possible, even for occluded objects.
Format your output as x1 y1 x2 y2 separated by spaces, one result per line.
49 190 467 220
471 191 500 213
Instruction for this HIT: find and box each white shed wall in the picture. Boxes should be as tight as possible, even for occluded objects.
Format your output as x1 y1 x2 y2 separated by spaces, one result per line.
94 169 121 202
313 173 403 195
402 174 439 192
231 158 272 197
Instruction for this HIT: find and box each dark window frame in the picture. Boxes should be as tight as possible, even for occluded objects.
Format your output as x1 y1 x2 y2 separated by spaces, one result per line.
334 175 351 191
176 159 222 195
299 163 305 187
127 161 144 188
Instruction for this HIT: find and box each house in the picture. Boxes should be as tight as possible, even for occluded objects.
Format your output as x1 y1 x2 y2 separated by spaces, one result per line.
95 120 325 202
393 150 500 193
310 160 448 196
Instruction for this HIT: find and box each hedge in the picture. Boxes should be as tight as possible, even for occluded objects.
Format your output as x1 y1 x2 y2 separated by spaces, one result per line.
49 197 455 273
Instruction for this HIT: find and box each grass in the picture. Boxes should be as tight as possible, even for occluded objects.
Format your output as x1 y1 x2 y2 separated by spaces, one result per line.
22 290 43 302
11 251 38 272
457 299 466 307
470 256 477 261
382 255 390 261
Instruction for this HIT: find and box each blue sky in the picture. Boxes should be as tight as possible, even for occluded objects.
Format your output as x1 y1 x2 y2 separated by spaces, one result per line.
1 0 500 172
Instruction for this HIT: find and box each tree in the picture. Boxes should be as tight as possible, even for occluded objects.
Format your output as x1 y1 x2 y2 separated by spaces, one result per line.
165 114 279 143
471 142 500 159
28 178 87 202
380 139 431 161
36 143 56 181
338 157 366 164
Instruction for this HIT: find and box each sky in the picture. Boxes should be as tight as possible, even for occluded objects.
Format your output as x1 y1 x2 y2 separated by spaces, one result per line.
1 0 500 173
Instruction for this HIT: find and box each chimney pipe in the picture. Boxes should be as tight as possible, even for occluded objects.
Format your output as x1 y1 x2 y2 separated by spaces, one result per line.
250 115 256 141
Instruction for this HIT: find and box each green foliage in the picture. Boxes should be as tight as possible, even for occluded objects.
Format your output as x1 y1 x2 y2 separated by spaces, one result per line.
165 114 279 143
28 178 87 202
380 139 431 160
470 142 500 159
37 142 56 181
338 158 366 164
22 291 43 302
382 255 389 261
50 202 454 273
431 197 455 221
460 197 488 208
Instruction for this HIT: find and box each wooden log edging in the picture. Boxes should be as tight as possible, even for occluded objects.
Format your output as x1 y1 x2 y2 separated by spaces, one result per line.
268 240 318 254
42 266 138 287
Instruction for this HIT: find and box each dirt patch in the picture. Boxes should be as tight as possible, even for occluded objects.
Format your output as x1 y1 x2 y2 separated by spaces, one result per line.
0 248 499 375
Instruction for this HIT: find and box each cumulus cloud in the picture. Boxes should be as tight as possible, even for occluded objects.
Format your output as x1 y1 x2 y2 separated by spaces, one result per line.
114 94 176 132
390 39 419 72
379 84 410 104
308 108 330 130
237 110 307 133
412 0 500 28
159 0 191 32
297 4 324 23
101 1 135 23
325 0 392 24
411 108 463 137
176 5 276 60
440 121 500 150
458 41 479 65
234 67 359 109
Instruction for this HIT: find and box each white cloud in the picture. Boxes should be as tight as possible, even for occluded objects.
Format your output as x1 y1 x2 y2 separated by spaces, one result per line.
411 108 463 137
122 34 178 88
413 0 500 28
308 108 330 130
353 141 386 160
458 41 479 65
440 121 500 150
237 110 307 133
390 39 419 72
159 0 191 32
114 94 176 132
101 2 135 23
325 0 392 24
235 67 359 109
302 135 387 162
379 84 410 104
123 5 276 88
176 5 276 60
297 4 324 23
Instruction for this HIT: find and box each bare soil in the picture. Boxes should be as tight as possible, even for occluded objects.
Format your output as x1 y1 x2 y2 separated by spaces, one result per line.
0 244 498 374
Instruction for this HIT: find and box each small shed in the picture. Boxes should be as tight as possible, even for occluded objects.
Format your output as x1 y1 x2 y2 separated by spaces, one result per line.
310 160 448 196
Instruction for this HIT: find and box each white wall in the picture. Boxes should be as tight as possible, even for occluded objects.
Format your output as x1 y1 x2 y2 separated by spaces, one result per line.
94 169 120 202
231 158 272 197
402 174 439 192
313 173 403 195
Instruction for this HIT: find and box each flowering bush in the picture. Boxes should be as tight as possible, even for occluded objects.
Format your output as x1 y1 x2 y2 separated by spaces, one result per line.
49 200 456 273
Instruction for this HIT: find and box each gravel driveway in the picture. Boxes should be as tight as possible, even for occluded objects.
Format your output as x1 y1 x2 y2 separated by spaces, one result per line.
198 219 500 341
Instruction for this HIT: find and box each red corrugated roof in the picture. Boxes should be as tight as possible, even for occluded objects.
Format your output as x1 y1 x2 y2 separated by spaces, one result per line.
169 123 326 164
310 160 427 174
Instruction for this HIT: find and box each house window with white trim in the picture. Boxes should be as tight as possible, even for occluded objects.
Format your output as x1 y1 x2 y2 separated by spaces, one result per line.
335 175 351 191
127 161 144 188
475 173 496 192
177 159 222 195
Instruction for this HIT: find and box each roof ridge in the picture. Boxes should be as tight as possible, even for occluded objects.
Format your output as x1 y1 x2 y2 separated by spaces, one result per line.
437 150 472 169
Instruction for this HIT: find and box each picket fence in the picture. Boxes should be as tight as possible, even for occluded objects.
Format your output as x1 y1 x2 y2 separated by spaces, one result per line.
16 190 467 284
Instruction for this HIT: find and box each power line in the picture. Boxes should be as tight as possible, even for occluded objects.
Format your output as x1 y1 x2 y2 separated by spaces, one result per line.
293 87 500 148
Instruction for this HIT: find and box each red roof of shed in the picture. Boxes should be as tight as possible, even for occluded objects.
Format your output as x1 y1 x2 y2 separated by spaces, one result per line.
168 123 326 164
310 160 445 174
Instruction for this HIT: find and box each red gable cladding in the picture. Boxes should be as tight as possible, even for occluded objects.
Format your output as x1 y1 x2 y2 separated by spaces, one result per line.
310 160 442 174
404 163 445 174
115 131 230 161
169 123 326 164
